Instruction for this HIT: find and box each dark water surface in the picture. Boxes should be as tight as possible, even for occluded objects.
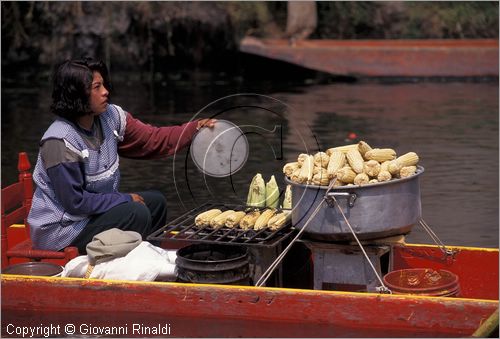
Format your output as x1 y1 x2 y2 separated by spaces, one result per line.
1 77 498 248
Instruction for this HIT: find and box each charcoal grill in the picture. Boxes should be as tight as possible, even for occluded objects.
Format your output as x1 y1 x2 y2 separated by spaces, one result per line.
147 202 294 248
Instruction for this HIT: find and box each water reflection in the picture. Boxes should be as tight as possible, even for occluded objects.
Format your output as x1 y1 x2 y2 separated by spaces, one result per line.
1 78 498 247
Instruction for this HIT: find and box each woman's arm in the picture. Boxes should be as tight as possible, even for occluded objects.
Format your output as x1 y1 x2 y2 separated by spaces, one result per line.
118 112 199 159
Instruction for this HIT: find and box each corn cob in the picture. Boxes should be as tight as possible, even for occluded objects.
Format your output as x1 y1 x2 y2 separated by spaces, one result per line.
297 153 309 166
377 170 392 182
298 155 314 183
326 144 358 156
346 149 365 174
314 152 330 168
265 175 280 209
195 209 222 227
267 211 291 231
387 160 403 175
354 173 370 185
364 148 396 162
312 172 330 186
225 211 247 228
358 141 373 158
336 167 356 184
380 161 391 172
283 162 299 177
247 173 266 207
400 165 417 178
364 160 381 177
369 179 379 184
254 209 277 230
239 211 261 230
326 150 346 179
290 167 302 183
282 185 292 209
395 152 419 167
210 210 236 228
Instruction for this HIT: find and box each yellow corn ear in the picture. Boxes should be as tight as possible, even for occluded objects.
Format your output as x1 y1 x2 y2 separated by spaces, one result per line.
267 211 291 231
283 185 292 209
314 152 330 168
346 149 365 174
195 209 222 227
363 160 381 177
254 209 276 230
336 167 356 184
298 155 314 183
225 211 246 228
358 141 373 158
395 152 419 167
377 170 392 182
240 211 261 230
400 165 417 178
327 150 346 179
210 210 236 228
365 148 397 162
283 162 299 177
247 173 266 207
265 175 279 209
326 144 358 156
387 160 403 175
354 173 370 185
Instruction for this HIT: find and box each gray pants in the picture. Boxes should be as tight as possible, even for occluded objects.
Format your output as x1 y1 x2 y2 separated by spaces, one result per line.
70 190 167 254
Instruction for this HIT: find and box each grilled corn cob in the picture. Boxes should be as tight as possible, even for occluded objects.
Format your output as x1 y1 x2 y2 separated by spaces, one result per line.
267 211 291 231
283 162 299 177
337 167 357 184
346 149 365 174
364 148 397 162
225 211 246 228
400 165 417 178
358 141 373 158
327 150 346 179
247 173 266 207
265 175 280 209
283 185 292 209
254 209 277 230
239 211 261 230
326 144 358 156
314 152 330 168
364 160 381 177
210 210 236 228
195 209 222 227
377 170 392 182
354 173 370 185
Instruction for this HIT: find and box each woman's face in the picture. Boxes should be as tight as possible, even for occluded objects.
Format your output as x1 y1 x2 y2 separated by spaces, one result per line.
89 71 109 114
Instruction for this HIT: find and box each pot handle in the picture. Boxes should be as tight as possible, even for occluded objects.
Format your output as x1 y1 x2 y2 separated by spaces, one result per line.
325 192 357 208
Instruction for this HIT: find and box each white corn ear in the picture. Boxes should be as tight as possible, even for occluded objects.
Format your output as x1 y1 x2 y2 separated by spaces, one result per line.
195 209 222 227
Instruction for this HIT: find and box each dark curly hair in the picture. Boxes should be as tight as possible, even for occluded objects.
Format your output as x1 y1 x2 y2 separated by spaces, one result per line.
50 58 112 121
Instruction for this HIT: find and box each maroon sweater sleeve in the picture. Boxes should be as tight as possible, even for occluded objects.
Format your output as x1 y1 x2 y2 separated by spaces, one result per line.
118 112 199 159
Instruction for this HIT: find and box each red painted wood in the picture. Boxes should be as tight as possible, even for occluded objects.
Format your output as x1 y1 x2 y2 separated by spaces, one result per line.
2 276 497 337
392 245 499 300
240 38 499 77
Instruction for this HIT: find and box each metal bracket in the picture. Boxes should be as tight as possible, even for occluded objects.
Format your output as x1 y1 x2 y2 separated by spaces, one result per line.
325 192 357 208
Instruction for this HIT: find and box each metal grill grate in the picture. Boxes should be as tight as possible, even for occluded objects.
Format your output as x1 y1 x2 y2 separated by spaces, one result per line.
147 202 294 248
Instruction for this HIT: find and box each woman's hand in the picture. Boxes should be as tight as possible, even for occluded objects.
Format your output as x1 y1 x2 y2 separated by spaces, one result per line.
130 193 145 205
197 119 217 130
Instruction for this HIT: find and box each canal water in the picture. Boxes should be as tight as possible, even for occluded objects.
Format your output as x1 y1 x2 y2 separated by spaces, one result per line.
1 74 498 248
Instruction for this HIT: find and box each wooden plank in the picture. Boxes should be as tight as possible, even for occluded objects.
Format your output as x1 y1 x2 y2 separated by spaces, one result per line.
240 38 499 77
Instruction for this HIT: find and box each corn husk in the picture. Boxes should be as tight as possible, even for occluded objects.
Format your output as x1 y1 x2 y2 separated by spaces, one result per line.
265 175 279 209
282 185 292 209
246 173 266 207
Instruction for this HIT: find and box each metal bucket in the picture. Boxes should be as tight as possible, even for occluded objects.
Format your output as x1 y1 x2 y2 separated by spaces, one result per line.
286 166 424 241
176 244 250 285
2 262 63 277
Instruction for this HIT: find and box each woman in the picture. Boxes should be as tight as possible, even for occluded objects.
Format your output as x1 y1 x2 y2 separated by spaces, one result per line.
27 58 215 253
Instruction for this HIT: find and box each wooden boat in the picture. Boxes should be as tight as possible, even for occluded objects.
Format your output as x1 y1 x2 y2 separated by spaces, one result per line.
1 153 498 337
239 37 499 78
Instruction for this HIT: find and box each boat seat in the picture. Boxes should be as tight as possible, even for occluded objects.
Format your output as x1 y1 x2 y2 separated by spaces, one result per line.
1 152 79 269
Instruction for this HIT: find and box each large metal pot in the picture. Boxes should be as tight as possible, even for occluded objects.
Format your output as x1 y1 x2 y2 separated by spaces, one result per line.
286 166 424 241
